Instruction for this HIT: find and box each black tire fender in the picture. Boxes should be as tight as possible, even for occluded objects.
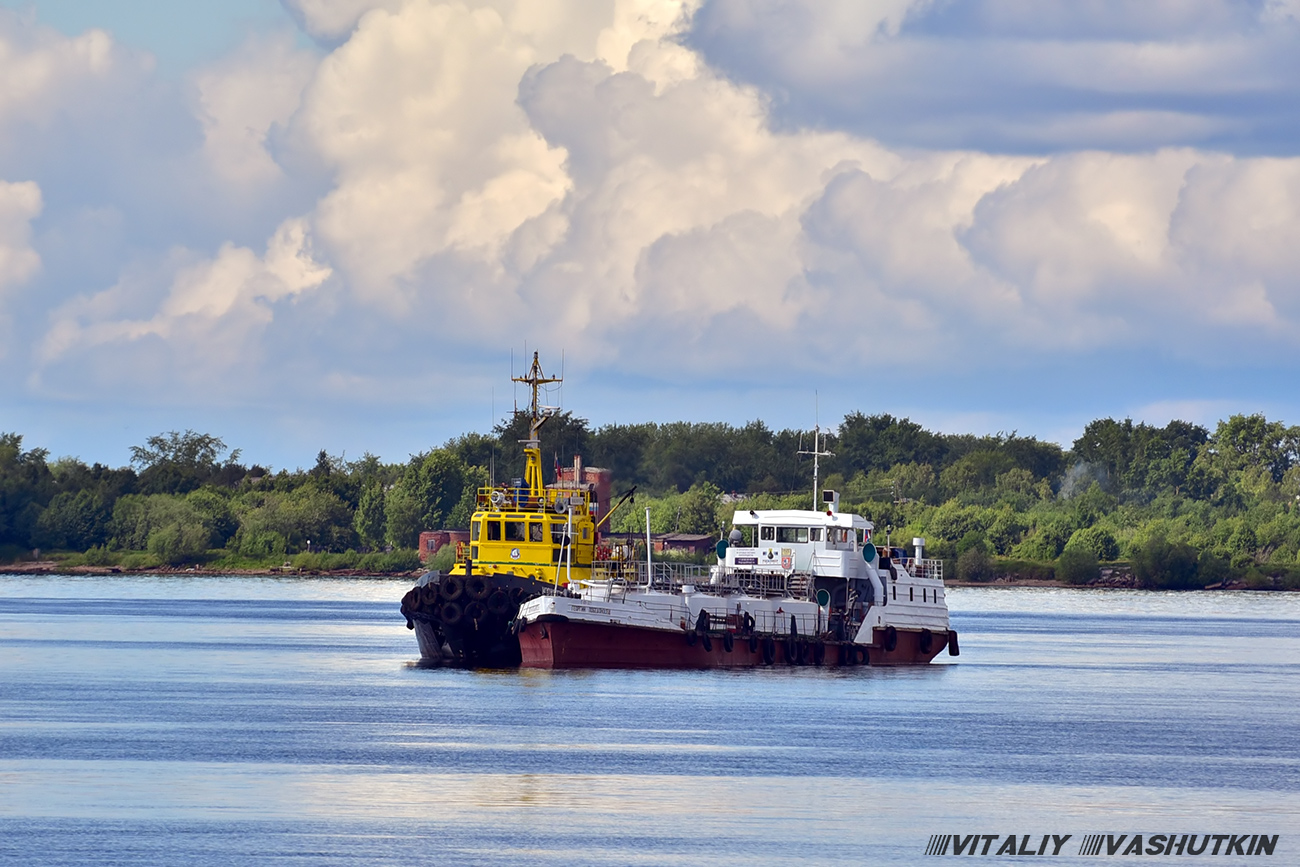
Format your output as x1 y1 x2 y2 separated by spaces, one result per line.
467 575 492 601
439 601 463 626
919 628 933 654
883 625 898 652
487 589 510 616
722 631 734 653
947 630 960 657
440 575 464 602
761 637 776 665
465 601 488 623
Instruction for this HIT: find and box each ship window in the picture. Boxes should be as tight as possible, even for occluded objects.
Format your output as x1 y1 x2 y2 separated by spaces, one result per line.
760 526 775 541
909 586 914 601
810 528 822 542
552 523 567 544
471 523 480 541
892 585 896 601
529 522 544 542
582 527 590 540
505 521 526 542
486 521 501 541
470 545 478 559
776 527 808 544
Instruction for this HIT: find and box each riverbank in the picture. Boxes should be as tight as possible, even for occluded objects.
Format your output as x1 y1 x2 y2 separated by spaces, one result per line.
0 561 424 579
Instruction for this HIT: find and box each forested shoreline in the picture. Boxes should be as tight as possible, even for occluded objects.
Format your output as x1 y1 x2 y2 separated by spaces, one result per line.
3 411 1299 588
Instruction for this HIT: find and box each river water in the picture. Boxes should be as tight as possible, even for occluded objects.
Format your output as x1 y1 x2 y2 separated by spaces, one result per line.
1 575 1297 865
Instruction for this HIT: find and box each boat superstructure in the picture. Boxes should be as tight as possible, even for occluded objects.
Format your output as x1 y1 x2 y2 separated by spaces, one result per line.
516 490 958 668
400 353 621 666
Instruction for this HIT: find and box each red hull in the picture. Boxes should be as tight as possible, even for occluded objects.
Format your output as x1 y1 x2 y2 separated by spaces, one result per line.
518 618 950 669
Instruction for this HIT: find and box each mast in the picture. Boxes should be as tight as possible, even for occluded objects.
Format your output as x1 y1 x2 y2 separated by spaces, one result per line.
511 351 561 501
798 424 834 510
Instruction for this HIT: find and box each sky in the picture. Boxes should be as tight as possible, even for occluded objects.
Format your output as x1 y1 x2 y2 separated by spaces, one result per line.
1 0 1298 470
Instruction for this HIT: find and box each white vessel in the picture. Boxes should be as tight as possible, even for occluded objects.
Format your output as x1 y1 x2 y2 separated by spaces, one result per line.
517 490 958 668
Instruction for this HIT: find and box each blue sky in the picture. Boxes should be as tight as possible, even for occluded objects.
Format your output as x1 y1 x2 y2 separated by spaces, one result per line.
1 0 1298 470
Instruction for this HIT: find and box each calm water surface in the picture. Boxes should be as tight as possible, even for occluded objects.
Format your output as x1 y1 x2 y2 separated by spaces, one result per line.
1 576 1297 865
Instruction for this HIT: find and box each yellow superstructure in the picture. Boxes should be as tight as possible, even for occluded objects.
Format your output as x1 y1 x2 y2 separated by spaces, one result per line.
447 353 598 587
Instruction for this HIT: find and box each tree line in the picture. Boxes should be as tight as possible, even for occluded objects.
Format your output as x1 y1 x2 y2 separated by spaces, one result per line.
2 412 1299 586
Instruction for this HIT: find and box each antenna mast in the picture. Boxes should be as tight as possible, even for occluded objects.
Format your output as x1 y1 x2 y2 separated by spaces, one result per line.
798 424 834 510
512 351 562 498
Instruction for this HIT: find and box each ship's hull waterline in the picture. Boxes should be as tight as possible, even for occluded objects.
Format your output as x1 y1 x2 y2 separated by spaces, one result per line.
518 616 954 669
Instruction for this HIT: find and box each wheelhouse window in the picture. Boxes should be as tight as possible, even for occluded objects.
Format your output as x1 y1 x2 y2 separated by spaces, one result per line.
810 528 822 542
486 521 501 541
760 526 775 541
505 520 526 542
471 522 481 541
776 527 809 544
529 522 544 542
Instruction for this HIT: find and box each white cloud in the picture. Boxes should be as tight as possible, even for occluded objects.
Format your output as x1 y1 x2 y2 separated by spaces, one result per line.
10 0 1300 457
0 179 41 297
192 33 319 188
40 218 330 380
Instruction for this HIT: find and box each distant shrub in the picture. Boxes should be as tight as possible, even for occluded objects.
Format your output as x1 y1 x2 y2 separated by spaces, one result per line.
1064 526 1119 561
1057 548 1098 585
956 547 995 583
1131 534 1200 590
427 544 457 573
358 549 421 573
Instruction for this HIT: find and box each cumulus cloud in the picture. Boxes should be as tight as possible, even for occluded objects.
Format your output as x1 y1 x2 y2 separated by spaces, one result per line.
39 218 330 389
7 0 1300 462
193 33 319 188
0 179 41 293
688 0 1300 153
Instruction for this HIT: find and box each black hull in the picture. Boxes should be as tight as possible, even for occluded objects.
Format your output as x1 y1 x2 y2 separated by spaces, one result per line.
400 570 552 667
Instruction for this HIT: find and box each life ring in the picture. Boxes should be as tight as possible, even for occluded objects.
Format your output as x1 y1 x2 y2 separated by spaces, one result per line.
465 601 488 624
883 625 897 652
947 630 960 657
685 630 697 647
919 629 933 653
722 631 734 653
487 589 510 616
440 575 464 602
467 575 492 601
812 642 826 666
439 601 463 626
761 637 777 665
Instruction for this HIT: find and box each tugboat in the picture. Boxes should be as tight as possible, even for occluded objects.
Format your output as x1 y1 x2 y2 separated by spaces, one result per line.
515 488 958 669
398 353 631 666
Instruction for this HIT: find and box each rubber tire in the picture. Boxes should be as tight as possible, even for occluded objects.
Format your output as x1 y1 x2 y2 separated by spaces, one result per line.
440 575 464 602
509 586 526 604
919 629 933 654
812 642 826 666
467 575 492 601
947 630 960 657
883 625 898 652
786 640 802 665
722 631 734 653
685 630 697 647
748 635 759 654
701 633 713 653
859 646 870 665
487 589 510 616
439 601 463 626
761 637 776 665
465 601 488 624
420 584 439 608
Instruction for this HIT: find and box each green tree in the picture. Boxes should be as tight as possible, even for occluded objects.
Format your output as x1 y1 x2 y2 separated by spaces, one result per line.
354 479 387 548
677 481 722 535
131 430 242 495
